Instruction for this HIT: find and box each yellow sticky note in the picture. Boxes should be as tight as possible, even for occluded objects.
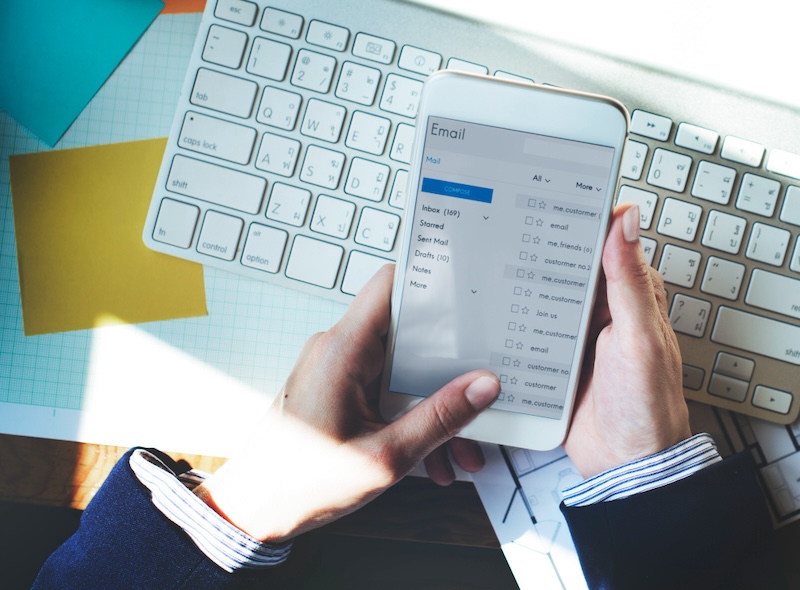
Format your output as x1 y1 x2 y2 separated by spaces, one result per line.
9 138 207 336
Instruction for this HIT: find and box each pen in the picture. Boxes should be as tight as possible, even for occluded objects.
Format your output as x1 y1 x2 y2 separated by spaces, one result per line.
499 445 537 525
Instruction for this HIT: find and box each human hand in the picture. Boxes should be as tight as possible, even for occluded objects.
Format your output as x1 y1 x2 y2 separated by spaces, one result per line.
193 265 500 543
563 204 691 478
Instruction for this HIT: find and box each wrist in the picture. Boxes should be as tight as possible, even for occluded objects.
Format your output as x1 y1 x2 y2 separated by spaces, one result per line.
562 433 721 506
193 465 297 545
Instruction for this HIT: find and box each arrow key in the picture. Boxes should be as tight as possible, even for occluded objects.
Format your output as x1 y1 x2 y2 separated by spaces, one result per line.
753 385 793 415
708 372 748 403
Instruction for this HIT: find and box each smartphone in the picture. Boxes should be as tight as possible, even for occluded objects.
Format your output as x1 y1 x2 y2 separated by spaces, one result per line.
380 71 629 450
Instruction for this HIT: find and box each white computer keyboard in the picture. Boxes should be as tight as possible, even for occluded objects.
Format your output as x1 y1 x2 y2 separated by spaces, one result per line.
142 0 800 424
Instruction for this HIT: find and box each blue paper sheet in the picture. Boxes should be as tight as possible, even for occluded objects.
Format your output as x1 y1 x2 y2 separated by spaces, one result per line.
0 0 164 146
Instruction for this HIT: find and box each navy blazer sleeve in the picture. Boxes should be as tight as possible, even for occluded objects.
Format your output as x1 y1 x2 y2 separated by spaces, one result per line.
32 449 282 590
561 451 787 590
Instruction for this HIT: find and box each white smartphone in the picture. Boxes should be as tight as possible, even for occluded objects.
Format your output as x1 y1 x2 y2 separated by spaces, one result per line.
380 71 629 451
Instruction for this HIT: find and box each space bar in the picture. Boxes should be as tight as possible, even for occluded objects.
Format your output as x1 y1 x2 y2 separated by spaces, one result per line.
711 307 800 365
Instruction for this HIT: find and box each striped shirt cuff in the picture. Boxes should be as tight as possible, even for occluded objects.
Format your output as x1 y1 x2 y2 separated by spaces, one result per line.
561 433 722 507
129 449 291 573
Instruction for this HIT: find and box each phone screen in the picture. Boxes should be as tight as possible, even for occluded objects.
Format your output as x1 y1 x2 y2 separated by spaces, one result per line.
389 116 616 420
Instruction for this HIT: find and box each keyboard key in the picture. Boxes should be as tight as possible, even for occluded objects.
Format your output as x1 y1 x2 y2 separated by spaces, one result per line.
620 139 648 180
701 210 746 254
767 149 800 180
640 236 658 266
714 352 755 381
674 123 718 154
256 86 302 131
291 49 337 93
354 207 400 251
335 61 381 105
708 372 749 403
736 173 781 217
190 68 257 118
493 71 534 84
721 136 765 167
616 185 657 229
647 148 692 192
197 210 244 261
780 186 800 226
745 222 790 266
682 364 705 390
214 0 257 27
342 250 391 295
446 58 488 75
345 158 389 201
203 25 247 69
261 7 303 39
241 223 288 273
669 293 711 337
630 110 672 141
311 194 356 239
659 244 702 288
700 256 745 300
745 269 800 320
380 74 423 118
306 20 349 52
300 145 345 189
691 161 736 204
285 235 343 288
247 37 292 81
390 123 415 163
179 111 257 165
254 133 300 177
711 306 800 366
388 169 409 209
345 111 391 155
266 183 310 227
792 238 800 273
300 99 346 143
752 386 793 415
152 198 199 248
167 155 265 214
352 33 396 64
398 45 442 75
657 197 702 242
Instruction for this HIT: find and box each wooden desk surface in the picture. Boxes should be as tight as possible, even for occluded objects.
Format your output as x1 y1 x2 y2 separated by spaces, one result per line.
0 433 499 548
5 432 800 587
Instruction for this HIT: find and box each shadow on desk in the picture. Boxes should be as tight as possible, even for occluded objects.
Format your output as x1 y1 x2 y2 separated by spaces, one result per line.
1 492 519 590
1 435 518 589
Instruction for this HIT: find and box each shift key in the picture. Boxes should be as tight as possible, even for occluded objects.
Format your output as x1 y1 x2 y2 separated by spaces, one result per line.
167 155 265 214
711 306 800 365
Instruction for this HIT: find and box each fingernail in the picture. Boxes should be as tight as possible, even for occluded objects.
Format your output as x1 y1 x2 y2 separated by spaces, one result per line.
622 205 641 243
465 376 500 411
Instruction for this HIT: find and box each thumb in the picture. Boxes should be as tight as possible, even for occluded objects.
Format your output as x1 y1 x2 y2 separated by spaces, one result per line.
602 204 662 335
379 371 500 469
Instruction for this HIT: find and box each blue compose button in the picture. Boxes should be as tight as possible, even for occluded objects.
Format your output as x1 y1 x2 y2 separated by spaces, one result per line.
421 178 493 203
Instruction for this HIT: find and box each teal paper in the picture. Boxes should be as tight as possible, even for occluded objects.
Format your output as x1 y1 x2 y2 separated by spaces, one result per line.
0 0 164 146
